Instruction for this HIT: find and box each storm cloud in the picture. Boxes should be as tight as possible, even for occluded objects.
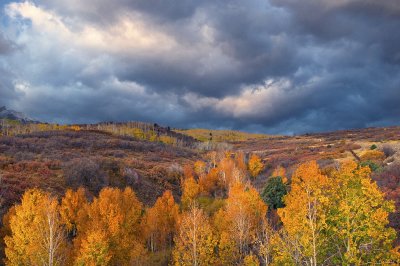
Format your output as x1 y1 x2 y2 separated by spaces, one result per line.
0 0 399 134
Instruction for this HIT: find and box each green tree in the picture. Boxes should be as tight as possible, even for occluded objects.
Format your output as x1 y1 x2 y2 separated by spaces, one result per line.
261 176 287 209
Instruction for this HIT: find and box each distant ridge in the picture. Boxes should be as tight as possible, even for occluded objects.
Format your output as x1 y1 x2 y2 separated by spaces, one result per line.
0 106 38 123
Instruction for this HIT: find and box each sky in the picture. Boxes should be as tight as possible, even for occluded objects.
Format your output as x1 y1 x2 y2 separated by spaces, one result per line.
0 0 399 134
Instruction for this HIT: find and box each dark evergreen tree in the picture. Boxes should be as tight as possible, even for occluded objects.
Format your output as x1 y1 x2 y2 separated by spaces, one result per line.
261 176 287 209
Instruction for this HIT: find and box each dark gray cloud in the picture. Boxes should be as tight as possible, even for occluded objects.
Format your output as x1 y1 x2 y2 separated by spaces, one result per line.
0 30 18 106
0 0 399 134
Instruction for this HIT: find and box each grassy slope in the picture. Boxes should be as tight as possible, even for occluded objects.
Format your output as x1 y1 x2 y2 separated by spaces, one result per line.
174 128 272 142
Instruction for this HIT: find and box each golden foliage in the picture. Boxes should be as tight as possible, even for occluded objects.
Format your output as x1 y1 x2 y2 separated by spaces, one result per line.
216 231 238 265
2 156 399 266
173 206 217 266
360 149 385 162
74 187 145 265
181 177 200 209
142 190 179 252
277 161 330 265
243 253 260 266
219 182 267 256
248 154 264 178
4 189 67 266
60 188 87 234
159 135 177 145
69 125 81 131
328 161 397 264
183 164 195 179
75 229 111 266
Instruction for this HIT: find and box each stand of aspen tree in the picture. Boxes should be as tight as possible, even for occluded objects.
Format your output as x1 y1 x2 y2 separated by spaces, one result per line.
1 151 400 265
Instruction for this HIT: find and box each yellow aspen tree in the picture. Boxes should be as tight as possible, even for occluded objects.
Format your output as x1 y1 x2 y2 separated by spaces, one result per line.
248 154 264 178
277 161 330 266
60 188 87 236
215 231 238 265
38 199 68 266
256 220 274 266
181 176 200 209
5 189 67 266
222 182 268 257
328 161 398 264
243 252 260 266
173 205 217 266
142 190 179 252
213 208 239 265
74 187 145 265
75 229 111 266
269 229 302 265
60 188 89 261
218 157 236 188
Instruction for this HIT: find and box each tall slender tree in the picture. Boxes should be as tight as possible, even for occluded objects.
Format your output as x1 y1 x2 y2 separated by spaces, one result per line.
219 182 268 258
142 190 179 252
173 205 217 266
5 189 67 266
277 161 330 266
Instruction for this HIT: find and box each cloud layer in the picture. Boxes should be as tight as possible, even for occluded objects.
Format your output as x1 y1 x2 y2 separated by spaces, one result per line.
0 0 399 134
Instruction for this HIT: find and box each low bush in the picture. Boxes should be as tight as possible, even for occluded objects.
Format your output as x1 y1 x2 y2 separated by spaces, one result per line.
63 158 108 193
382 145 396 157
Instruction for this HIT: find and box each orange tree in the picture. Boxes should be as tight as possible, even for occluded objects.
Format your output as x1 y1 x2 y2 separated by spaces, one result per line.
142 190 179 252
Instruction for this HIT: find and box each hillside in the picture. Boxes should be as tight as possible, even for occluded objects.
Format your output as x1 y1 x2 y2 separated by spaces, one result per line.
1 123 399 205
174 128 272 142
0 122 399 264
0 130 198 210
235 126 400 170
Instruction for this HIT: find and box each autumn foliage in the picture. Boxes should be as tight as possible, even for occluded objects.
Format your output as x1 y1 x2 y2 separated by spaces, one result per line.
142 190 179 252
248 154 264 178
360 149 386 162
4 189 68 265
1 155 399 265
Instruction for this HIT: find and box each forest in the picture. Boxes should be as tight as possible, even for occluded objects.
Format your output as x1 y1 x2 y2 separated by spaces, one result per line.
0 122 400 265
